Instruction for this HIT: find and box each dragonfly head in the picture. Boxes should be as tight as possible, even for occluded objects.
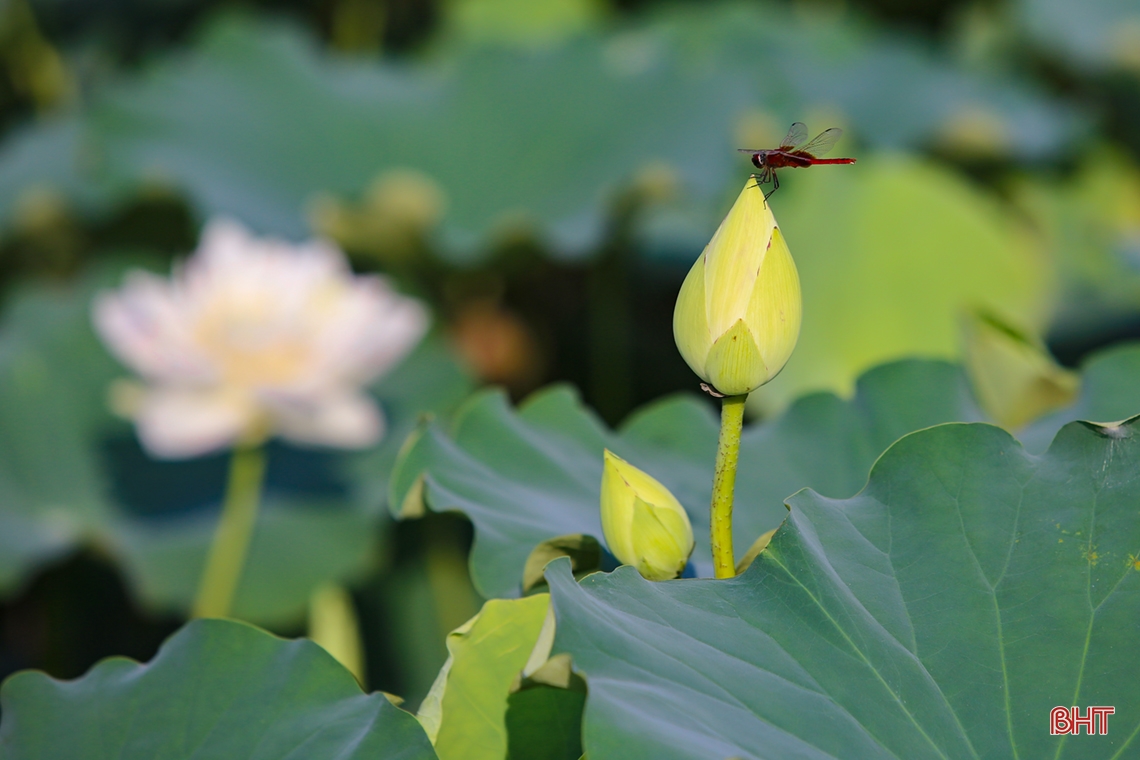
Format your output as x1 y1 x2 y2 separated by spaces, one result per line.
750 152 766 169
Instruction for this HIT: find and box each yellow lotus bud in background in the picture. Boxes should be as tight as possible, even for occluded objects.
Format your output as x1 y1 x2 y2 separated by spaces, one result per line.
961 310 1078 429
673 181 802 396
600 450 693 581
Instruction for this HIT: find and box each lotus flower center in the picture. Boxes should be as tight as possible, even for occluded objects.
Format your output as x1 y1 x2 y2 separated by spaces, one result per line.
191 284 342 388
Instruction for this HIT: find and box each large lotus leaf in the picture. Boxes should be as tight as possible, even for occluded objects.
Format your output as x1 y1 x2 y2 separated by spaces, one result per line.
546 417 1140 759
0 4 1078 260
417 594 551 760
391 361 984 596
0 265 471 625
394 344 1140 598
0 618 438 759
751 155 1053 413
651 2 1081 159
0 272 126 593
391 385 617 599
108 496 378 624
19 13 736 257
0 119 115 221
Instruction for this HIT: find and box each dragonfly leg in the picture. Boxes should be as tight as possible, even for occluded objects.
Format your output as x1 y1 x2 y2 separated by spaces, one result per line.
750 168 775 196
763 171 779 200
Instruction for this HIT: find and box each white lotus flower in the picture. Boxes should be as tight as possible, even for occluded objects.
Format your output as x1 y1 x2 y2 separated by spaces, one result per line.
93 218 429 459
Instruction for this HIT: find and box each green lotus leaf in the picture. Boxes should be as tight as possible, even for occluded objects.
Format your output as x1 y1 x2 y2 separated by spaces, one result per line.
0 618 437 758
393 346 1140 598
0 5 1078 260
505 654 587 760
0 268 131 594
391 360 984 596
546 417 1140 759
505 685 585 760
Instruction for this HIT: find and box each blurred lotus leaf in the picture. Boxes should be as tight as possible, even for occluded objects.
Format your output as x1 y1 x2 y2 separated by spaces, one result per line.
1016 0 1140 74
754 155 1052 413
545 415 1140 758
0 4 1081 262
0 618 438 758
0 262 472 625
1010 150 1140 341
652 3 1081 160
0 271 121 594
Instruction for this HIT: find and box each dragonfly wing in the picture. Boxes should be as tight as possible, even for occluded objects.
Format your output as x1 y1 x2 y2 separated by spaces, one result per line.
779 122 809 151
796 127 843 158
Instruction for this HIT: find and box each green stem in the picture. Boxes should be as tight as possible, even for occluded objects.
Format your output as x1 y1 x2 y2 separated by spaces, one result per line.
711 394 747 578
192 445 267 618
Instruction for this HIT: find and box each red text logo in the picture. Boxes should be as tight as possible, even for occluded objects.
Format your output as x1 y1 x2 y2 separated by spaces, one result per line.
1051 706 1114 736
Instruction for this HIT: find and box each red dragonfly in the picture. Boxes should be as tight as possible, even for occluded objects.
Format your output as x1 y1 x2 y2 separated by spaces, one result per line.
738 122 856 198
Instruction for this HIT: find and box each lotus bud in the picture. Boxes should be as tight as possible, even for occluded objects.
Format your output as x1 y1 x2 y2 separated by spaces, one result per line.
600 450 693 581
673 181 801 396
961 310 1078 429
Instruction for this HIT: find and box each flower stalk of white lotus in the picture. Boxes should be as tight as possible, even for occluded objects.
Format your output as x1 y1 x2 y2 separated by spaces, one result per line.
193 442 266 619
94 218 429 619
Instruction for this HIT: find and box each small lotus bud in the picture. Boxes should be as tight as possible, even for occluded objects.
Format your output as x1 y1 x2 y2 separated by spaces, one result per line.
600 450 694 581
673 181 802 396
